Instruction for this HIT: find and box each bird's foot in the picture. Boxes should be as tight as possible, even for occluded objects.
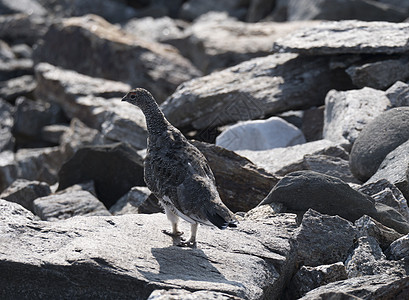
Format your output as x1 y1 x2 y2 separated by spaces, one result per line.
162 229 184 237
177 239 196 248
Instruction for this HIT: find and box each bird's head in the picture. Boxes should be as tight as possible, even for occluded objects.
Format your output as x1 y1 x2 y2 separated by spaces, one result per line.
121 88 155 108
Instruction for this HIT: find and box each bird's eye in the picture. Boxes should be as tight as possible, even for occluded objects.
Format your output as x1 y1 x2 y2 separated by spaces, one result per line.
130 94 136 99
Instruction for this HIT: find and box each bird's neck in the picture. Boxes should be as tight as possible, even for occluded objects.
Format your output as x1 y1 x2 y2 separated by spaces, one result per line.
140 100 170 136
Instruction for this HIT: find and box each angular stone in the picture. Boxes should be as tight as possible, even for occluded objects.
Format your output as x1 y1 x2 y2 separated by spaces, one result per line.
35 63 147 149
0 98 15 152
57 143 145 208
386 234 409 260
386 81 409 107
148 289 241 300
300 275 409 300
33 14 201 101
179 0 247 21
33 190 111 221
346 56 409 90
273 20 409 55
0 179 51 212
110 186 151 216
355 215 404 250
286 262 347 299
0 13 47 45
301 105 324 142
323 88 390 147
350 107 409 181
367 139 409 200
0 75 36 101
359 179 409 223
0 57 33 81
236 139 341 175
41 124 69 144
302 154 360 184
0 199 298 299
0 151 18 192
161 53 340 130
216 116 306 151
259 171 409 234
296 209 356 266
192 141 279 212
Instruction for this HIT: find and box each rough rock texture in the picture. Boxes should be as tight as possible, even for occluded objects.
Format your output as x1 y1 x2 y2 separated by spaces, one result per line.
367 139 409 200
259 171 409 234
346 56 409 89
109 186 151 216
273 20 409 55
236 139 342 175
386 234 409 260
57 143 145 209
0 200 298 300
33 190 111 221
216 116 305 151
286 262 348 299
33 14 201 101
350 107 409 181
0 98 15 152
323 88 390 147
0 179 50 212
296 209 357 266
0 74 36 102
386 80 409 107
148 289 241 300
161 53 344 130
300 275 409 300
192 141 279 212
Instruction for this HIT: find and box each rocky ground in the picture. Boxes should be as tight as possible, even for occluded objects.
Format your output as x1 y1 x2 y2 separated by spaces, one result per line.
1 0 409 299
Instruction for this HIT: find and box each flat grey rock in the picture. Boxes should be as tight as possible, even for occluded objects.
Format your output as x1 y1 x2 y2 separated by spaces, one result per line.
0 199 298 299
273 20 409 55
386 81 409 107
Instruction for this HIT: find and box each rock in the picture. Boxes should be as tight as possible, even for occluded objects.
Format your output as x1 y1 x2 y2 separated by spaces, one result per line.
0 179 51 212
148 289 241 300
0 199 298 299
386 234 409 260
0 75 36 102
358 179 409 223
192 141 279 212
33 14 201 101
302 154 360 184
41 124 69 144
246 0 275 22
13 96 66 140
259 171 409 234
346 56 409 90
0 151 18 192
301 106 324 142
273 20 409 55
0 13 47 45
296 209 357 266
11 43 32 59
0 98 15 152
33 190 111 221
110 186 151 216
35 63 148 149
323 88 390 147
350 107 409 181
161 53 342 130
366 139 409 200
0 0 47 16
386 81 409 107
300 275 409 300
57 143 145 208
175 12 318 73
236 139 342 175
179 0 247 21
286 262 348 299
123 16 186 43
287 0 406 22
0 56 33 82
216 116 306 151
345 236 405 278
355 215 404 250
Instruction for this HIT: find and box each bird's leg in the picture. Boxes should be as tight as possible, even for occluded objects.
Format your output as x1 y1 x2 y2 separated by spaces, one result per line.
162 206 184 237
178 223 198 247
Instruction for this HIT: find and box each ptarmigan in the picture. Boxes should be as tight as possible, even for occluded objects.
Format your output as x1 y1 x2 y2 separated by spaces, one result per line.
122 88 237 247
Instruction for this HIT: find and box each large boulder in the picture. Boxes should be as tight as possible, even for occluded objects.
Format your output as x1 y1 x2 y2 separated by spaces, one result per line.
33 14 201 101
350 107 409 182
0 199 298 299
259 170 409 234
57 143 145 208
161 53 344 130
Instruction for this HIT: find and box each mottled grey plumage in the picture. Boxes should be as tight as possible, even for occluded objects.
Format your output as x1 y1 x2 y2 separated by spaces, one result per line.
122 88 237 246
